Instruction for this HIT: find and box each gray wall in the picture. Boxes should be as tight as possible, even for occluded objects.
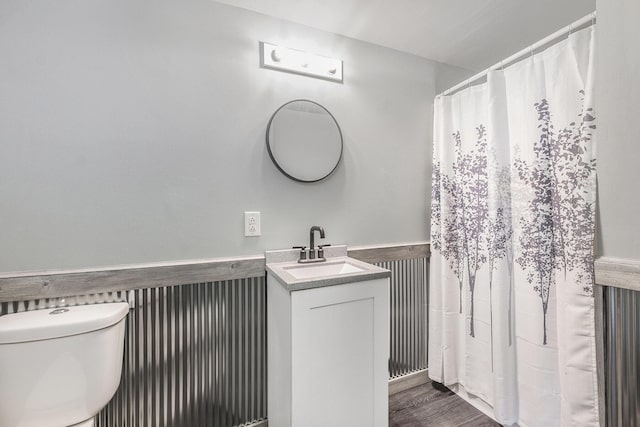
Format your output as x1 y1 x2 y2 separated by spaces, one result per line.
596 0 640 259
0 0 470 272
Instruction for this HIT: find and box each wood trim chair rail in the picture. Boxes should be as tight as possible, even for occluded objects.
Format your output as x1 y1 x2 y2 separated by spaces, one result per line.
0 242 431 303
594 257 640 292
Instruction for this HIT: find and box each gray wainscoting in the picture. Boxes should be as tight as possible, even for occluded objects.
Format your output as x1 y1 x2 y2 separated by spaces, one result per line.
96 278 267 427
601 285 640 427
0 243 430 427
377 258 429 378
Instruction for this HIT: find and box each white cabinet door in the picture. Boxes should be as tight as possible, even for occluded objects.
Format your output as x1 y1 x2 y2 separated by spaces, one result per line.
290 278 389 427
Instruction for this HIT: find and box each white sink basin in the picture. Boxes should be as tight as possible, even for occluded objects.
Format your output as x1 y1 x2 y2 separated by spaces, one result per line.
283 260 365 280
265 247 390 291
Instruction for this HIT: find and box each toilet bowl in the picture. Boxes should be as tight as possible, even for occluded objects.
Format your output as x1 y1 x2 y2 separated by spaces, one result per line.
0 302 129 427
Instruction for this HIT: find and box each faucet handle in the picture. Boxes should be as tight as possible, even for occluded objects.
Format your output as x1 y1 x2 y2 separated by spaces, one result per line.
317 244 331 259
292 246 307 261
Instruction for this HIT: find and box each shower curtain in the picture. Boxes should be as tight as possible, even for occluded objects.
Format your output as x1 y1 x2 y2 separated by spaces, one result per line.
429 26 598 426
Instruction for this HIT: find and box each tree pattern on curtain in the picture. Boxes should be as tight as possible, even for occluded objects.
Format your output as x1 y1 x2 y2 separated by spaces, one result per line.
432 91 595 345
514 91 596 344
434 126 489 337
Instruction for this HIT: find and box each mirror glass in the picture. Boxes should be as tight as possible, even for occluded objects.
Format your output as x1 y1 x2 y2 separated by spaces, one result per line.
266 100 343 182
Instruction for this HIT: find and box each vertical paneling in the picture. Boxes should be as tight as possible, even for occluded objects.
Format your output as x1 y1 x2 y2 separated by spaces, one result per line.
94 278 267 427
0 249 429 426
602 286 640 427
375 257 429 378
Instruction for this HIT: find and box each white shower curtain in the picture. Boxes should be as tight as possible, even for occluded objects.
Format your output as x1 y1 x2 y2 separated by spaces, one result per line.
429 26 598 426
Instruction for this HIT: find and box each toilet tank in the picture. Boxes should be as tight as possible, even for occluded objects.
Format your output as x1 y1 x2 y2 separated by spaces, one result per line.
0 302 129 427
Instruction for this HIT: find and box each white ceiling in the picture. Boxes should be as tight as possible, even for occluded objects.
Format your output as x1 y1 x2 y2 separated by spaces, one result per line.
215 0 596 71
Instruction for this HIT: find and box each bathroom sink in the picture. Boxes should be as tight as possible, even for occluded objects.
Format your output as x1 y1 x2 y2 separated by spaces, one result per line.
265 246 390 292
282 260 365 280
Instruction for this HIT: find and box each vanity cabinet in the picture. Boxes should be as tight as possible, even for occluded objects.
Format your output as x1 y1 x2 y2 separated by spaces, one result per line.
267 268 389 427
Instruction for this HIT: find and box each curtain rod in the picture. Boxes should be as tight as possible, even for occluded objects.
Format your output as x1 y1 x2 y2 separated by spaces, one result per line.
439 11 596 97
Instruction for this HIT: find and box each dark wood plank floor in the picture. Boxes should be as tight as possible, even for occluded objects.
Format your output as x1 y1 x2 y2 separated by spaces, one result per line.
389 382 501 427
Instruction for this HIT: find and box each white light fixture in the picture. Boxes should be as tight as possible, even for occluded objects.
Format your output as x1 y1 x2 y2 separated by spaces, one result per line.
260 42 343 83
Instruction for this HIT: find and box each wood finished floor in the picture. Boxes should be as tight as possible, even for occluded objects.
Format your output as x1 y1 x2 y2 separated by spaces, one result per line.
389 382 501 427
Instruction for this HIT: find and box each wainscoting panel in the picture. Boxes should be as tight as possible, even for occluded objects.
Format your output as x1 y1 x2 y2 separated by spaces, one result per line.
376 257 429 378
95 278 267 427
601 285 640 427
0 243 430 426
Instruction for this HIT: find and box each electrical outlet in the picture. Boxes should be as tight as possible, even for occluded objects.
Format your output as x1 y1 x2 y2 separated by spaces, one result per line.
244 212 261 237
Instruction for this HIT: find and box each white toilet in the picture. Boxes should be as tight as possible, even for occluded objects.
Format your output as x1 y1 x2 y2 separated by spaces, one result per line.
0 302 129 427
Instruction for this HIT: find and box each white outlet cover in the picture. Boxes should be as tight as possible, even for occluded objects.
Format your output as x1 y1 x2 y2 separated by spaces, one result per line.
244 212 261 237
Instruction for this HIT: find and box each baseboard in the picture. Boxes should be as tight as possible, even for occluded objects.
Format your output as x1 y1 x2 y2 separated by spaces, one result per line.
389 369 430 395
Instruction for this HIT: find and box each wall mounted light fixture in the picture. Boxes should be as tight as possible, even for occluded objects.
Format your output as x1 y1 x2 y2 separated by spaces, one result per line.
260 42 343 83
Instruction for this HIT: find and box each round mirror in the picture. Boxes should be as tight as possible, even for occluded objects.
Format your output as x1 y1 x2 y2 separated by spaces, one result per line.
266 100 343 182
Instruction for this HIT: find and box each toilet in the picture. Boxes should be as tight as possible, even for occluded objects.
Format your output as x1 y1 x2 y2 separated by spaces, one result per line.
0 302 129 427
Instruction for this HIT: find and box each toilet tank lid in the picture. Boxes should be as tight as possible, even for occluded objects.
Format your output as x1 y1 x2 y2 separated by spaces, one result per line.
0 302 129 344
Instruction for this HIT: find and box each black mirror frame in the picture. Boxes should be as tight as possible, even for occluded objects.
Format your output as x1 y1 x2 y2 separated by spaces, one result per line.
266 99 344 183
